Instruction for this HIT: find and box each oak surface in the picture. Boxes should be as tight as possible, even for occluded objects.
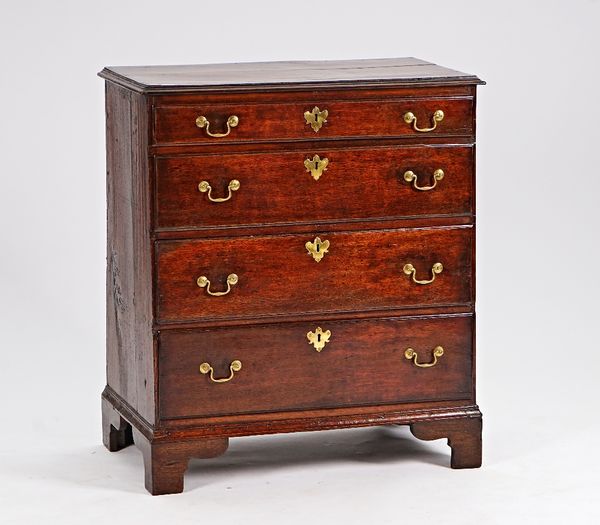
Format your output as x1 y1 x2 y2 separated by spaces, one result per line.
156 226 473 323
155 144 474 230
105 83 154 424
159 315 473 419
99 57 484 93
153 96 474 145
101 57 483 495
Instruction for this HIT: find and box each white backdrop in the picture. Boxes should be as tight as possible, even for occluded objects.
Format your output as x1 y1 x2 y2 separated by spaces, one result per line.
1 1 599 523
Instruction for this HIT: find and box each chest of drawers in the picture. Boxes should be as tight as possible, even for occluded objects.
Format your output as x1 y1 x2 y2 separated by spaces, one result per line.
99 57 484 495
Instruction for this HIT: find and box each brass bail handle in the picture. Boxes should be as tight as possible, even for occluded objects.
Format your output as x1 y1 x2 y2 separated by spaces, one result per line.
403 109 444 132
404 346 444 368
195 115 239 137
198 179 240 203
199 360 242 383
403 262 443 285
403 169 444 191
197 273 238 296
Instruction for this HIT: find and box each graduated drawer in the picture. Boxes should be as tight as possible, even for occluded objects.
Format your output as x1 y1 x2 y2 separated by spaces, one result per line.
156 226 473 323
158 315 473 419
153 97 473 145
155 145 473 230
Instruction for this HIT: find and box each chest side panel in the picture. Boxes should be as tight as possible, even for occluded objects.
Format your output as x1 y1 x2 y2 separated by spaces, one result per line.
105 84 155 424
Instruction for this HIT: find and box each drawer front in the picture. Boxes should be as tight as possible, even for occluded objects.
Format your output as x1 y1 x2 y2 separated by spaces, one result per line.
159 315 473 419
156 227 472 323
153 97 473 145
155 145 473 230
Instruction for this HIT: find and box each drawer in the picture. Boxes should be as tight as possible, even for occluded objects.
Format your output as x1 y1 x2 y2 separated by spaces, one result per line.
155 145 473 230
156 226 472 323
153 97 473 145
158 315 474 419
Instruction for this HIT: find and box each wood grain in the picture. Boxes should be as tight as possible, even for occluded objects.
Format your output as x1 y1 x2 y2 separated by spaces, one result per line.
154 97 473 145
155 145 473 230
105 83 155 424
158 315 473 419
99 57 483 93
156 226 473 323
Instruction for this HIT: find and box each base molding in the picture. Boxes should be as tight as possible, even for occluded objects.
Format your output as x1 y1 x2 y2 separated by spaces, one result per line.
102 386 482 494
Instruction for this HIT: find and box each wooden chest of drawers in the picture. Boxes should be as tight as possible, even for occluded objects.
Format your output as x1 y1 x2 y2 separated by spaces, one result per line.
99 58 484 495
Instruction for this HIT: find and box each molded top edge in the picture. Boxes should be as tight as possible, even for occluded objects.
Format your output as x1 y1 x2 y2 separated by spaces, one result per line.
99 57 485 93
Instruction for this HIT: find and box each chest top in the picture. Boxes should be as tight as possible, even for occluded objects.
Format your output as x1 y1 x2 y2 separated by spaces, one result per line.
99 57 483 93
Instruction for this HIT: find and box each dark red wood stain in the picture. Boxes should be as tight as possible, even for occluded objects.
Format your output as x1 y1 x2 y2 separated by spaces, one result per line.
155 145 474 230
156 227 473 323
100 57 484 495
159 315 474 419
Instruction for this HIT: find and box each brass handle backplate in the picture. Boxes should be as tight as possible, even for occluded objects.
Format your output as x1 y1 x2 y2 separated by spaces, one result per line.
304 106 329 132
405 346 444 368
307 327 331 352
403 169 444 191
199 360 242 383
403 110 444 132
195 115 239 137
197 273 238 296
403 262 443 285
305 236 330 262
304 155 329 181
198 179 240 202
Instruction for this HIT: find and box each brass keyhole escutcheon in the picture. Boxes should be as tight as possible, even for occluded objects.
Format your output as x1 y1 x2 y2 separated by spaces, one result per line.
304 155 329 181
307 327 331 352
305 236 330 262
304 106 329 132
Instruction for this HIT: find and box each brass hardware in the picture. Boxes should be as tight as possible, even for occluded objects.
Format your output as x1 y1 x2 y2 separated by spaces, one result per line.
305 236 330 262
304 155 329 181
304 106 329 132
403 169 444 191
198 179 240 202
199 360 242 383
404 346 444 368
195 115 239 137
403 109 444 132
197 273 238 296
403 262 443 285
307 327 331 352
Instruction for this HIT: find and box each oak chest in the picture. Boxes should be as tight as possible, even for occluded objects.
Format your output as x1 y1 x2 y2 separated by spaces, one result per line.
99 58 484 495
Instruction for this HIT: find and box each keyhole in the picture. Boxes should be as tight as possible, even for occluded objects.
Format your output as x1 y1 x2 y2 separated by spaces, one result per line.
316 244 320 253
317 333 321 342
